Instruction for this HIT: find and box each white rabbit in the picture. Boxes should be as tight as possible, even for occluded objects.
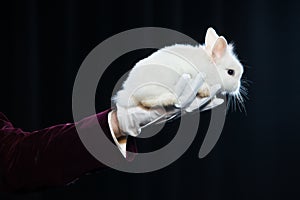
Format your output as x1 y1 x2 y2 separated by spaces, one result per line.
114 27 244 108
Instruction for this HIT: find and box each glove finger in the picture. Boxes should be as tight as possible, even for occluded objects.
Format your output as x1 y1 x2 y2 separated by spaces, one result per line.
140 112 169 129
175 73 206 108
200 98 224 111
190 72 206 97
209 84 222 97
185 96 209 112
180 72 206 107
174 73 191 98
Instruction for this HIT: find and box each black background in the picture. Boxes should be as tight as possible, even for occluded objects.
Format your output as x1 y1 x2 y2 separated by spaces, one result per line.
1 0 300 199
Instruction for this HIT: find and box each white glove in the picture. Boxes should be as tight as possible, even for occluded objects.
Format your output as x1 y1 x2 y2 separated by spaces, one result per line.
116 73 223 137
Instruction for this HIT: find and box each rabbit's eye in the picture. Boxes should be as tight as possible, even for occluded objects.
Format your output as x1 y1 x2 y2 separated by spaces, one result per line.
227 69 235 76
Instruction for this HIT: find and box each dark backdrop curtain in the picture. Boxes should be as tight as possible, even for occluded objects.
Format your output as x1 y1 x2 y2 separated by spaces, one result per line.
0 0 300 199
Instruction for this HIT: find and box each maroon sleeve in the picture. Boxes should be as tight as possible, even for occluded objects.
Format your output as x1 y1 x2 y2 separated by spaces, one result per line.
0 110 137 193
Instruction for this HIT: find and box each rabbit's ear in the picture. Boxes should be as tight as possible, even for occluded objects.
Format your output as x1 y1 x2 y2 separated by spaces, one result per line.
212 36 227 59
205 27 219 52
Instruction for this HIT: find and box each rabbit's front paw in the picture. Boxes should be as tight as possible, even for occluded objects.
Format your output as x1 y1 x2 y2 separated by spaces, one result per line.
198 82 210 98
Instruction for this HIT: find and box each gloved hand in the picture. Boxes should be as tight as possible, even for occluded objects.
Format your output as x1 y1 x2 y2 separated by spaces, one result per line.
154 75 224 124
184 84 224 112
116 73 224 137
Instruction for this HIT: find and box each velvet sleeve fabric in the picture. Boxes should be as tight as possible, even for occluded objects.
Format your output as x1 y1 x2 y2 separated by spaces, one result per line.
0 110 137 193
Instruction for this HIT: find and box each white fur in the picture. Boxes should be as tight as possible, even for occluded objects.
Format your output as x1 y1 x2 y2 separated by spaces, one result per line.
114 28 243 108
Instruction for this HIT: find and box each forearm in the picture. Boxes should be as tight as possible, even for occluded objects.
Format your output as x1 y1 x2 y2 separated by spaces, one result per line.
0 110 113 192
